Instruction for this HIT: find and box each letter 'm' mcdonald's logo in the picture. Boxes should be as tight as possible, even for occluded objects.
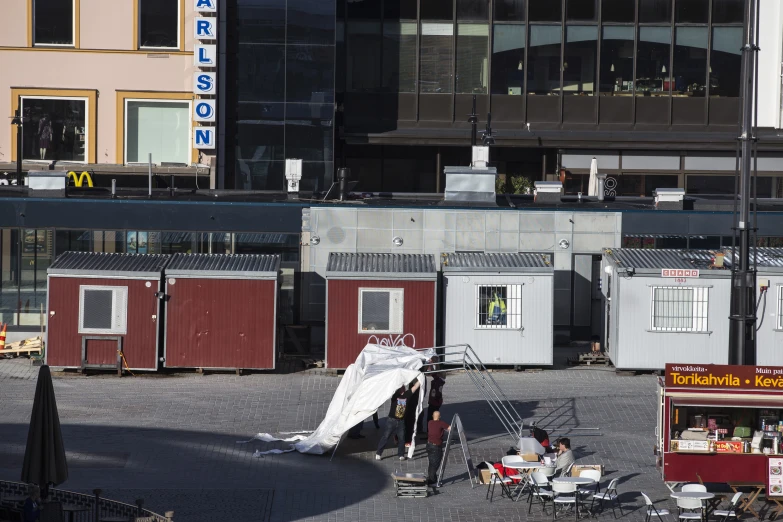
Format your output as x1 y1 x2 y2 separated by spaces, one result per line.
68 171 93 188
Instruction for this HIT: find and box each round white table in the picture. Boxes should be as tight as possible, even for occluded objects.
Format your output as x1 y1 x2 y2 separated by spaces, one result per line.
670 492 715 500
504 462 544 501
554 476 597 486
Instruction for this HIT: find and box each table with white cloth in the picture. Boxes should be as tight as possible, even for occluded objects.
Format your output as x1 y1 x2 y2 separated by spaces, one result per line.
505 461 544 500
670 491 715 522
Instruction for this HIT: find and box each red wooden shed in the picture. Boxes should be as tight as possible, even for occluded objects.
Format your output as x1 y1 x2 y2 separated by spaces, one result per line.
46 252 170 371
325 253 437 369
162 253 280 370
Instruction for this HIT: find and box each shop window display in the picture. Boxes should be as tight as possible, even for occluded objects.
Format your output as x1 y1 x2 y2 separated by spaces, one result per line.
21 97 86 162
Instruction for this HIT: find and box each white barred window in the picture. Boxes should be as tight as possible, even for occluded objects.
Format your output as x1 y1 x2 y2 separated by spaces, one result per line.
777 286 783 329
650 286 709 332
476 284 522 329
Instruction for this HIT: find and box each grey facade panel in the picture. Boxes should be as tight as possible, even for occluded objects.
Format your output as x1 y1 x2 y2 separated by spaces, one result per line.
443 252 553 271
48 252 170 277
622 155 680 170
561 154 620 170
165 254 281 278
444 272 553 365
326 253 436 278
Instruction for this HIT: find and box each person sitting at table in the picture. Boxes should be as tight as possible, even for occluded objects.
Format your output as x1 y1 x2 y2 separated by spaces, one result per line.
23 485 41 522
555 438 575 475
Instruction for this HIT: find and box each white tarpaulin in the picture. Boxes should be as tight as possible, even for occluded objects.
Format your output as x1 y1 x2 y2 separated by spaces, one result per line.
245 343 435 457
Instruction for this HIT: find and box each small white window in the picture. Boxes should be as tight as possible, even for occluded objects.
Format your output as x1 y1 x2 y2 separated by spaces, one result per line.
650 286 709 332
78 286 129 335
358 288 404 334
777 286 783 330
125 100 191 165
476 284 522 329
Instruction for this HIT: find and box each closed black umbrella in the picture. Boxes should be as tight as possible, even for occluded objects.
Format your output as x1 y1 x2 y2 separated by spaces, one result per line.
21 365 68 494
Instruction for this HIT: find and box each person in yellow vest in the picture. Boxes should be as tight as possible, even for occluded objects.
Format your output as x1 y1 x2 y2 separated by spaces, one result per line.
488 292 507 325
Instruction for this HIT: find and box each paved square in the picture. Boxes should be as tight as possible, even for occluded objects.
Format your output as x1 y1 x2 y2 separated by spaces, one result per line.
1 357 674 522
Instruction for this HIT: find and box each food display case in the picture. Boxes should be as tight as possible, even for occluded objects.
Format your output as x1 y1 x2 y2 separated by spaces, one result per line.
657 364 783 486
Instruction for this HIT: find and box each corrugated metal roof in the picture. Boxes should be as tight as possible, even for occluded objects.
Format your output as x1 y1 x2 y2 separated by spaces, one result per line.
165 254 280 277
48 252 171 276
724 248 783 270
603 249 731 271
326 253 436 279
443 252 552 271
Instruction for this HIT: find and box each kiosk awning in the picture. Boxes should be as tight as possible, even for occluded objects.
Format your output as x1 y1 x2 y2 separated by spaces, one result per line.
671 396 783 408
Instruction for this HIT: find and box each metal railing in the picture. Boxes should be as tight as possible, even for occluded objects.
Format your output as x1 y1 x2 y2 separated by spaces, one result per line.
0 480 173 522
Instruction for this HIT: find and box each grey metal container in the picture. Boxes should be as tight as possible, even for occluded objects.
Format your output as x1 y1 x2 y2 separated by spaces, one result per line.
443 252 554 366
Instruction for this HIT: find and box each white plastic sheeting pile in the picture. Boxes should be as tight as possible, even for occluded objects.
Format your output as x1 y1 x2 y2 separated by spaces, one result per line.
243 343 435 457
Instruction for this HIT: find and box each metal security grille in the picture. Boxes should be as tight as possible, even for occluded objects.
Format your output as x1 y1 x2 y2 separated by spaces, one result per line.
475 284 522 329
359 288 404 334
78 286 128 335
650 286 708 332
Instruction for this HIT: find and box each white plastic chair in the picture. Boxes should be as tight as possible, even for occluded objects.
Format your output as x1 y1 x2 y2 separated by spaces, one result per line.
642 492 671 522
682 484 708 493
712 492 742 522
591 477 624 518
541 466 557 480
559 462 574 478
502 455 530 499
553 482 579 521
527 472 553 515
484 462 513 502
578 469 602 497
677 497 705 521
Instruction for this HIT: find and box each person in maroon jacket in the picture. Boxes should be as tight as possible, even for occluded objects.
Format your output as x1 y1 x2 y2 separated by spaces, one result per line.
426 411 451 485
421 374 446 434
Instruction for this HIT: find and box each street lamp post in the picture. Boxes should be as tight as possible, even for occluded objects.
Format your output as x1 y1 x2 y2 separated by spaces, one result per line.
11 108 22 186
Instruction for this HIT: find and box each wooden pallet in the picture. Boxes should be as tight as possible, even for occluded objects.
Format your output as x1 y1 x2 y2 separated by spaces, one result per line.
0 336 43 357
567 351 612 367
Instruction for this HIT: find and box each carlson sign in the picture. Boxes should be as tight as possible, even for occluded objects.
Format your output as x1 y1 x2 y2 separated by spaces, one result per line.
665 364 783 390
193 0 217 150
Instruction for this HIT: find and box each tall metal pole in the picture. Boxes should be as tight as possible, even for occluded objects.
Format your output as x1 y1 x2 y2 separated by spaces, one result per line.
469 95 477 147
729 0 759 366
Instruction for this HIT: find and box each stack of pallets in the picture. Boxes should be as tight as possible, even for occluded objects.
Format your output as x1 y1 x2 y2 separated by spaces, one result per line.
0 336 43 358
391 473 429 498
567 351 612 366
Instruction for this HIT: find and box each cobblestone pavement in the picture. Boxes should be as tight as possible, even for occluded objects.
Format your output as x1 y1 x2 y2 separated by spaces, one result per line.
0 356 688 522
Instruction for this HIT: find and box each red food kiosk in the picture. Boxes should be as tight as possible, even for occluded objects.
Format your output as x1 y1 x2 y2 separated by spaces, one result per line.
658 363 783 514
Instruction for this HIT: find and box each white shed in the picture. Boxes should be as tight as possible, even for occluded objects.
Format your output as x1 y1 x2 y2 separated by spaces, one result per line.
442 252 554 366
600 248 732 371
744 248 783 366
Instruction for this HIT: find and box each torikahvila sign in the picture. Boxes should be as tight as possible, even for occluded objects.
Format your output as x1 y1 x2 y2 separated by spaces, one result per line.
665 364 783 390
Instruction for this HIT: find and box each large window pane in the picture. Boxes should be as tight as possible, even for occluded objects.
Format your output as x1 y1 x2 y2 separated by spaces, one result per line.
491 24 525 95
638 0 672 23
601 0 634 22
675 0 708 23
711 27 743 98
420 23 454 93
421 1 453 20
529 0 561 22
599 26 634 94
458 0 488 20
713 0 744 24
347 0 380 19
673 27 707 96
456 24 489 94
288 0 335 45
237 44 285 102
126 101 190 164
385 0 417 20
636 26 671 96
20 229 51 326
235 102 284 164
347 22 381 92
527 25 562 95
236 2 285 45
285 104 333 162
567 0 596 21
286 45 334 103
564 25 597 95
495 0 525 21
34 0 73 45
21 97 86 162
382 23 417 93
139 0 178 48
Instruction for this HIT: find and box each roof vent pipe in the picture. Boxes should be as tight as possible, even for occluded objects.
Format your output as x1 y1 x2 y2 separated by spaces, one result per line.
337 167 350 201
597 173 606 201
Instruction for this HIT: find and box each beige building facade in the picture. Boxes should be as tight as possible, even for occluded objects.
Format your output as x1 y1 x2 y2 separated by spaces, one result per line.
0 0 213 183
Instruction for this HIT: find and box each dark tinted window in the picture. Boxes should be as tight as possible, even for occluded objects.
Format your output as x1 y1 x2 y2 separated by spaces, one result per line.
347 0 380 19
636 27 671 97
564 26 597 95
529 0 562 21
457 0 489 20
236 1 285 44
236 103 285 162
385 0 417 20
673 27 707 96
566 0 596 21
34 0 74 45
236 45 286 102
527 25 562 94
421 1 453 20
599 26 634 94
286 45 335 102
491 24 525 94
288 0 335 45
601 0 634 22
495 0 525 21
710 27 743 97
638 0 671 23
285 104 334 162
675 0 708 23
713 0 744 24
139 0 179 48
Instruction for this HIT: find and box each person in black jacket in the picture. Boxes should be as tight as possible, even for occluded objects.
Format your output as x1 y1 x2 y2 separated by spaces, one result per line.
23 485 41 522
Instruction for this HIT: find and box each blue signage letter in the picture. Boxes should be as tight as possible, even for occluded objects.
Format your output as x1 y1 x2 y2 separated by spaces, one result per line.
196 74 213 92
197 46 213 65
196 19 214 38
196 0 215 8
195 102 214 119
